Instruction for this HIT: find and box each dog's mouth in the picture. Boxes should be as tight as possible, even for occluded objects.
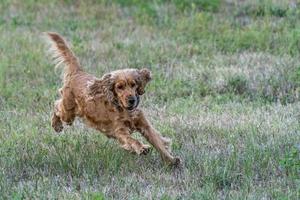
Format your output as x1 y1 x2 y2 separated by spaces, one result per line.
126 95 140 111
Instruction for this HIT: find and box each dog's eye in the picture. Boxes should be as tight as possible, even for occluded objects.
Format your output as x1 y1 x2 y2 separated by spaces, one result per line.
117 84 125 90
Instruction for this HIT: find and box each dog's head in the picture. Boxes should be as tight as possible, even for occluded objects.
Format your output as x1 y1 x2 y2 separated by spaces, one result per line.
89 68 151 111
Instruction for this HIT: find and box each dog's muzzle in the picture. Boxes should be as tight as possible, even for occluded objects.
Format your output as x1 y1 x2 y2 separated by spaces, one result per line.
126 95 140 111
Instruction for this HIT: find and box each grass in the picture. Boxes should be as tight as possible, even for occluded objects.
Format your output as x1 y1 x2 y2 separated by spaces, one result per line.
0 0 300 199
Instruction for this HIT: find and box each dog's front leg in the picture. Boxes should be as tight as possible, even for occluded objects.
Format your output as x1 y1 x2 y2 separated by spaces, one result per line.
135 111 180 165
113 126 151 155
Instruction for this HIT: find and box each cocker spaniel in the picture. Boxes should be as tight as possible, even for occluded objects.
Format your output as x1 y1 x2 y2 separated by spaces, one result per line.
46 32 180 165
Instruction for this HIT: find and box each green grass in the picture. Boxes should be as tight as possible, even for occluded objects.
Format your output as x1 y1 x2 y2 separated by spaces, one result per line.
0 0 300 199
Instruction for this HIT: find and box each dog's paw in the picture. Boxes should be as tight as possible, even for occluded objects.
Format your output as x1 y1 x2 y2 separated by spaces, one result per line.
172 157 181 166
140 144 152 155
164 156 181 167
53 123 63 132
121 142 151 155
51 114 63 133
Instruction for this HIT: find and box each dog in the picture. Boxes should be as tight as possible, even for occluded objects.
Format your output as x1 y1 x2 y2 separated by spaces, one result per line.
45 32 180 165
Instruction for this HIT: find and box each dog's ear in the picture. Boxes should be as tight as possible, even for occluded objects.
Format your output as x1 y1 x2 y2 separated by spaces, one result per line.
88 73 115 102
137 68 152 95
102 73 115 102
88 79 101 96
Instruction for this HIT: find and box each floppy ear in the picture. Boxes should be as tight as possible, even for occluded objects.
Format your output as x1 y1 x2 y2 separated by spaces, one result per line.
88 73 115 102
137 68 152 95
88 79 101 96
102 74 115 102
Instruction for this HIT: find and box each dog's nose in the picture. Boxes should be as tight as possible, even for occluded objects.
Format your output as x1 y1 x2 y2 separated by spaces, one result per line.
127 96 136 106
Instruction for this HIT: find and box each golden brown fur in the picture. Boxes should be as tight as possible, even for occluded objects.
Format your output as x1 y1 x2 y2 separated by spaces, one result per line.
46 32 180 165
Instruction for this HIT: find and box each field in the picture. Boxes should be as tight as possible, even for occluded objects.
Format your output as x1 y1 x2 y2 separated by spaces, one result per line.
0 0 300 199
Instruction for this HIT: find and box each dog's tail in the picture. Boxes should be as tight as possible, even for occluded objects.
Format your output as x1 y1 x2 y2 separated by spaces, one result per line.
45 32 81 78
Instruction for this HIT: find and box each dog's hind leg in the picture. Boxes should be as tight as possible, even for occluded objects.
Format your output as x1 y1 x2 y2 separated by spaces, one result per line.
51 87 76 132
51 99 64 132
